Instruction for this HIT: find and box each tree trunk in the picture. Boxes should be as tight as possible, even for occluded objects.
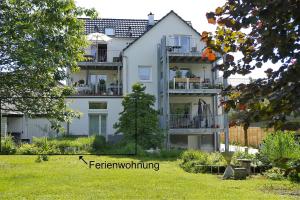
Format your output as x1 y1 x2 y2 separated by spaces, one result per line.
243 126 248 147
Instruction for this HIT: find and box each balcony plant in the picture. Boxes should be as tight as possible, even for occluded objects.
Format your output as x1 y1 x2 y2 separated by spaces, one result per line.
185 69 196 78
78 79 85 85
99 79 106 95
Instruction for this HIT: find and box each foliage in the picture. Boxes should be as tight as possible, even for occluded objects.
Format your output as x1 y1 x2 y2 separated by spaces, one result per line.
180 150 226 173
264 167 285 180
231 150 256 166
0 136 16 155
259 131 300 170
31 136 95 154
92 135 106 152
114 83 164 149
0 0 96 126
205 0 300 129
17 143 39 155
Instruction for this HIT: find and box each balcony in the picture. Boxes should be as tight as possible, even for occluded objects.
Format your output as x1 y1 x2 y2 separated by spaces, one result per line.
74 84 122 96
166 36 206 63
78 50 122 67
168 78 222 94
169 114 223 134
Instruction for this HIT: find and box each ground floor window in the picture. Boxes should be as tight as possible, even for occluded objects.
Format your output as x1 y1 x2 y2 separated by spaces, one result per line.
89 114 107 136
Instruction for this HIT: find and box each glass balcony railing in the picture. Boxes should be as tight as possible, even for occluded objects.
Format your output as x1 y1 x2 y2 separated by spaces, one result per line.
169 114 223 129
74 84 122 96
169 78 223 90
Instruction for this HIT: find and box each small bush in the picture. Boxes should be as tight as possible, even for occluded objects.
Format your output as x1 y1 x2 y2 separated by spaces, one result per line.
231 151 256 166
259 131 300 170
180 150 226 173
264 167 285 180
181 150 208 164
35 154 49 163
32 137 60 155
0 136 16 155
288 169 300 183
17 143 39 155
92 135 106 151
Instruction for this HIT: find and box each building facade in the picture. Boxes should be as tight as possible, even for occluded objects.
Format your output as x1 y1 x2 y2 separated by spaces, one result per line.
2 11 225 151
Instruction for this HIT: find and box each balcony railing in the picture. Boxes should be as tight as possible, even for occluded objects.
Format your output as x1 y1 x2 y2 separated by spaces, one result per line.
82 50 122 63
74 84 122 96
167 36 201 54
169 114 222 129
169 78 222 90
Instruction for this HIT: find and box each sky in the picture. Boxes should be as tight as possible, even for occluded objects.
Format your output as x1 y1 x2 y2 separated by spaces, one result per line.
75 0 279 79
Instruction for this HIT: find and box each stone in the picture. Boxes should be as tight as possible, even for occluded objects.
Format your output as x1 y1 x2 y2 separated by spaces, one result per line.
234 168 247 180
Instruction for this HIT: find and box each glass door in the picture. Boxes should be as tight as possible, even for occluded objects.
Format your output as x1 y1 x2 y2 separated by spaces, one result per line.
89 114 107 136
89 114 99 136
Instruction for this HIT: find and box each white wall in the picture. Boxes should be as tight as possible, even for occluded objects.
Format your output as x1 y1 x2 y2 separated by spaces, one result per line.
123 12 206 109
66 98 123 138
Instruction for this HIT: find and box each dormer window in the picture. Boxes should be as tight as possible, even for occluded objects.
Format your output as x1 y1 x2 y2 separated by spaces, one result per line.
105 28 115 36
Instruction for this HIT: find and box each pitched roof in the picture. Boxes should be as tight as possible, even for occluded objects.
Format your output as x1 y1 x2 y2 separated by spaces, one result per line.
80 11 193 39
123 10 200 51
80 18 152 38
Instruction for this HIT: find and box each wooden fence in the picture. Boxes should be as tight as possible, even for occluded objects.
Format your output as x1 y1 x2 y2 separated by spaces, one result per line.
220 126 273 148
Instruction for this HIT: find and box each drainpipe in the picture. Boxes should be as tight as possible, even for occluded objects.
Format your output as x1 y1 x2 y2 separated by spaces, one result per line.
122 54 129 94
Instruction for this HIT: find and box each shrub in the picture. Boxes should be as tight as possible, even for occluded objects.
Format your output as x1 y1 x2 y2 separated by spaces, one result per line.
32 136 95 154
0 136 16 155
17 143 39 155
92 135 106 151
231 151 256 166
264 167 285 180
181 150 208 164
32 137 60 154
180 150 226 173
259 131 300 170
288 169 300 183
35 154 49 163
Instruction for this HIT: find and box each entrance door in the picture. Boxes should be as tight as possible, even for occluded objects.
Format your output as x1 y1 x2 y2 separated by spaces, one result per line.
89 114 107 136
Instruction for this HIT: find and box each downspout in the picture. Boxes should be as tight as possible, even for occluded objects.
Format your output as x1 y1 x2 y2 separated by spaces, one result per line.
122 54 129 94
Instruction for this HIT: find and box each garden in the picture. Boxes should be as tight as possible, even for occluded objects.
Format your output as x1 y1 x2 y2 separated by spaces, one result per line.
0 131 300 199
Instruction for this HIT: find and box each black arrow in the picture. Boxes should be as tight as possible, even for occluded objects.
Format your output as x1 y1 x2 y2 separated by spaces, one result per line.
79 156 87 165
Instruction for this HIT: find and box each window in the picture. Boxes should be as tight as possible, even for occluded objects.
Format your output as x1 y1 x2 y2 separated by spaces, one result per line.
138 66 152 81
173 35 191 53
105 28 115 36
89 102 107 109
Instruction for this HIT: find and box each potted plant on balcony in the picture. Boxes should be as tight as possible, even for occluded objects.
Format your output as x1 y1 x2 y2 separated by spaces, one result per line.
99 79 106 95
78 79 85 86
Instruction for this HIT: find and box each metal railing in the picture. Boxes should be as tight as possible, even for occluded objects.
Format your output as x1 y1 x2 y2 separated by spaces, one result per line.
169 114 223 129
82 50 122 63
75 84 122 96
169 78 223 90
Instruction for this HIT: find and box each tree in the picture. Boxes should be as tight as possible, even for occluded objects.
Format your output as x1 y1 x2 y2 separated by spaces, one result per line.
0 0 96 125
204 0 300 130
114 83 164 149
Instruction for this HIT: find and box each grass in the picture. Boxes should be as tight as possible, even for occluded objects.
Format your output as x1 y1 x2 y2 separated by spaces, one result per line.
0 155 299 199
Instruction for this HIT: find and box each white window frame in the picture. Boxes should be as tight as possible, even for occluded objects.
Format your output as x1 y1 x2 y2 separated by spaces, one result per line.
138 65 152 82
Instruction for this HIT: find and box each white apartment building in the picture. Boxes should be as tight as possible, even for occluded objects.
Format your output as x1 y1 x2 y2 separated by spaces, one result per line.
2 11 225 151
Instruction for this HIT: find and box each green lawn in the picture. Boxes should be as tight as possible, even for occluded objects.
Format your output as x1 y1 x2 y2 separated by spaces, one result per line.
0 156 299 199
